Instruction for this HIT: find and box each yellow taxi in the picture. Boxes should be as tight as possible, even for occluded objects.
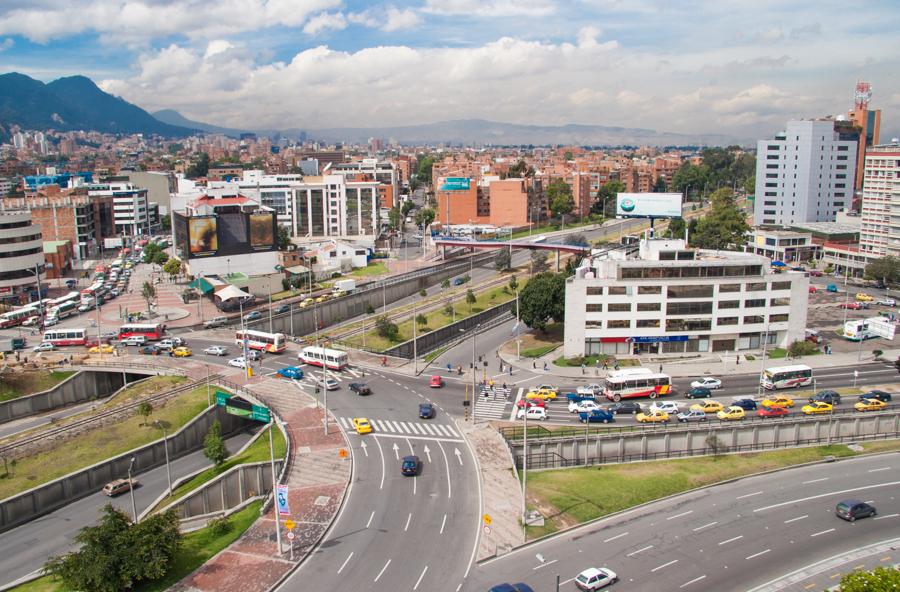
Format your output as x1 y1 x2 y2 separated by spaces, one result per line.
530 384 558 399
636 409 669 423
716 406 746 421
352 417 373 434
299 298 315 308
761 396 794 408
856 292 874 302
315 295 330 303
172 346 192 358
854 398 887 412
89 344 115 354
801 401 832 415
525 389 556 400
690 400 724 414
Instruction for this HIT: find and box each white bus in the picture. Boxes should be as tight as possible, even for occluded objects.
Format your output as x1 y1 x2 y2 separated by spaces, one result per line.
760 364 813 390
606 367 654 380
235 329 287 353
604 372 672 401
299 346 349 370
42 327 89 346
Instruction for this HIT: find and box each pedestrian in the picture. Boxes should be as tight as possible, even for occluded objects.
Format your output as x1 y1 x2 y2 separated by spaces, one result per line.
543 361 548 371
502 382 507 392
499 361 504 372
532 361 536 369
735 356 740 365
581 363 585 375
614 362 619 370
509 366 513 376
659 364 663 373
602 360 608 370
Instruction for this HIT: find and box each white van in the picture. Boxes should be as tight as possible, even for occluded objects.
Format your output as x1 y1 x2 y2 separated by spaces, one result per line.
121 335 147 346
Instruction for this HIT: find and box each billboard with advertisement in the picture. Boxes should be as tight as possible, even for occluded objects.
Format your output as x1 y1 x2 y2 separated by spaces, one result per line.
217 212 249 253
249 213 275 250
616 193 683 218
188 216 218 257
440 177 471 191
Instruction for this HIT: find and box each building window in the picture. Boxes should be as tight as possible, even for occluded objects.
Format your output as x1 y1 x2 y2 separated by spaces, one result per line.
769 314 789 322
636 319 660 328
743 315 765 324
744 299 766 308
586 287 603 295
666 318 712 332
667 285 714 299
638 285 661 295
770 297 791 307
719 284 741 293
718 300 740 309
772 281 791 290
608 303 631 312
608 286 626 296
607 320 631 329
637 302 661 312
746 282 767 292
717 317 739 326
667 301 713 315
586 303 603 312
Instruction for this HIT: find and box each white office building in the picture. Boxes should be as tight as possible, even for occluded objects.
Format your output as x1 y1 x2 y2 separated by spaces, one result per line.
88 182 150 237
859 142 900 258
0 210 45 304
754 119 857 226
564 239 808 358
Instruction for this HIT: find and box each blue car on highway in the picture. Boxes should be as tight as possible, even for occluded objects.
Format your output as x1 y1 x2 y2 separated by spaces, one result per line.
578 409 615 424
243 311 263 322
277 366 305 379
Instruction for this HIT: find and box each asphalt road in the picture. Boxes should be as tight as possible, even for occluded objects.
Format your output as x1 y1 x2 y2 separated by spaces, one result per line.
0 427 256 586
463 452 900 592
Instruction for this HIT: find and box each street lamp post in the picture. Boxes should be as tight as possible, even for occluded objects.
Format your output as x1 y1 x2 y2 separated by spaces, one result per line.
413 299 418 374
127 457 138 523
471 324 479 422
756 323 771 399
268 285 274 334
522 403 528 533
268 421 284 555
155 421 172 494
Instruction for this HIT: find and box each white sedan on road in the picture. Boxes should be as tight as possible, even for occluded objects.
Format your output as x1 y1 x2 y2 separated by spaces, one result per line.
516 407 547 421
690 377 722 390
203 345 228 356
569 399 601 414
227 357 248 369
576 384 604 396
649 401 681 415
876 298 896 307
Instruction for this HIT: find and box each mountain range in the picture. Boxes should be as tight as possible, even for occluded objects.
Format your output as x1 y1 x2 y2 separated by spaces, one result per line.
1 71 745 146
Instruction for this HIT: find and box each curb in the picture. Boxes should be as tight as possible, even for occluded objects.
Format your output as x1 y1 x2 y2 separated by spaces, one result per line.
477 447 900 565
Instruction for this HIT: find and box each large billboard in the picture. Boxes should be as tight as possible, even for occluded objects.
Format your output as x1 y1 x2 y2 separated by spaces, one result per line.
249 213 275 250
217 212 249 253
440 177 471 191
188 216 218 257
616 193 683 218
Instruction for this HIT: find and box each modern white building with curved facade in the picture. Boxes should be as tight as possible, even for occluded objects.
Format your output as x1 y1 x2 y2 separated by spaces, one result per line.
0 210 45 304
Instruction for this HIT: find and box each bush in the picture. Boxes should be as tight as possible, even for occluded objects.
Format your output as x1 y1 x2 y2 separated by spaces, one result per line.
744 354 756 361
203 420 227 466
366 304 375 315
375 316 400 341
873 349 883 359
207 516 231 537
787 339 819 358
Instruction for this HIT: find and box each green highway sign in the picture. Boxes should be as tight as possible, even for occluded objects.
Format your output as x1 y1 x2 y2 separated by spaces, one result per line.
215 391 271 423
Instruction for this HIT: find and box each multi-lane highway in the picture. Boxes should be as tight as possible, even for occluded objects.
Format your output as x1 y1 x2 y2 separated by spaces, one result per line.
463 452 900 592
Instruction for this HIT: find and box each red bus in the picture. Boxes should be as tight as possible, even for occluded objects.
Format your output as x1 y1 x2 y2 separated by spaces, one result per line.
118 323 166 341
42 327 89 346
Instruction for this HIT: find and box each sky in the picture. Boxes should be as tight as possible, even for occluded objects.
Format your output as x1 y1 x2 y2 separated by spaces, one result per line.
0 0 899 140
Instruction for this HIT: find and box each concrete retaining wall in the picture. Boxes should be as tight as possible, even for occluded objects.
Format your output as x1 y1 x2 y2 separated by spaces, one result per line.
164 461 283 520
509 412 900 470
0 405 253 534
0 370 144 425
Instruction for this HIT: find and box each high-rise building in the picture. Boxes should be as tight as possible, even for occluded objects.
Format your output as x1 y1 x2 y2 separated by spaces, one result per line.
754 120 857 226
0 210 46 305
859 142 900 258
87 182 150 237
848 82 881 192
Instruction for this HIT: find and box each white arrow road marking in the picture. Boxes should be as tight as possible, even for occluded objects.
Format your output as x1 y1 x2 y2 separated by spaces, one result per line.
392 442 400 460
536 553 545 563
454 447 463 466
424 445 432 463
360 441 368 457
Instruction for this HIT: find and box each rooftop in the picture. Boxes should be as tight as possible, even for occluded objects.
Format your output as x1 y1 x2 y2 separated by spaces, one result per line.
788 222 860 237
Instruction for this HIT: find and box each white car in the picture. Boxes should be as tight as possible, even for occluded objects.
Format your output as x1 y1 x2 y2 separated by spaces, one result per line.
576 384 604 396
650 401 681 415
227 357 248 369
43 316 58 326
516 406 547 421
22 316 39 327
569 400 601 414
78 303 92 312
876 298 896 307
32 342 55 352
204 345 228 356
312 376 340 391
575 567 618 590
690 377 722 390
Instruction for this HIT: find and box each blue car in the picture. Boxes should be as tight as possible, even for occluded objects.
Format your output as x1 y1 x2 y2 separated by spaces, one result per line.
566 392 595 403
578 409 615 424
243 311 262 322
731 398 758 411
452 277 464 286
277 366 305 380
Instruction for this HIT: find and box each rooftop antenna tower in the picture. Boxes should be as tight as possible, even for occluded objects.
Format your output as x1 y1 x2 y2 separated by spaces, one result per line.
854 81 872 110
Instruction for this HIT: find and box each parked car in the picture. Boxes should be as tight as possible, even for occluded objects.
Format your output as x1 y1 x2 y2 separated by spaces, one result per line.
88 344 115 354
757 405 789 418
690 377 722 390
574 567 618 591
809 270 823 277
860 390 892 403
277 366 305 380
856 292 874 302
809 390 841 405
569 400 601 414
418 402 436 419
607 401 642 415
730 398 758 411
401 455 420 476
826 284 839 292
102 478 137 497
685 387 712 399
429 375 444 388
676 409 707 423
835 499 876 522
349 382 371 396
578 409 615 424
488 585 534 592
517 407 548 421
839 302 863 310
203 345 228 356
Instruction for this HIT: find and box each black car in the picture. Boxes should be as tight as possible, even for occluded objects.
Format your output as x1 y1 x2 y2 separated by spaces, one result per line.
861 390 892 403
401 455 420 476
141 345 160 355
349 383 371 396
419 402 436 419
810 390 842 405
685 387 712 399
607 401 642 414
835 499 876 522
273 304 290 314
489 585 535 592
731 398 758 411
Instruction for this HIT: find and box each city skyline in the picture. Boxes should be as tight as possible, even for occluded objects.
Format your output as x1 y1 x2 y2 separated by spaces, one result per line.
0 1 898 140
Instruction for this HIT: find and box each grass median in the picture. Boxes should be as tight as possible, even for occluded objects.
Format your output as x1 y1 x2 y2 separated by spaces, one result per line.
12 500 263 592
523 440 900 540
0 370 76 402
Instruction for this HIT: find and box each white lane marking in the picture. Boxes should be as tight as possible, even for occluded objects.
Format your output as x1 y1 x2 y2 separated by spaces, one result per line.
668 510 694 521
375 436 385 490
874 513 899 520
444 423 459 437
364 432 463 443
438 424 455 437
627 545 653 557
754 480 900 512
337 552 353 574
533 559 558 570
366 511 375 528
736 491 764 499
409 423 423 435
391 420 403 433
440 514 447 534
405 512 413 531
371 419 385 431
560 577 575 586
810 528 835 538
438 440 452 499
414 566 429 590
802 478 828 484
509 388 524 421
339 417 350 428
399 422 412 434
423 423 437 436
746 549 771 560
693 521 717 532
784 515 808 524
603 532 628 543
680 575 707 588
456 585 462 592
719 535 743 545
652 559 678 572
406 437 417 496
374 559 391 582
868 467 891 473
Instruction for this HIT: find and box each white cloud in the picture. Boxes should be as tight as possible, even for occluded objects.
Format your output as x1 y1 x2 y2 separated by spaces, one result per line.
0 38 13 52
204 39 233 59
382 7 421 32
303 11 347 35
422 0 557 17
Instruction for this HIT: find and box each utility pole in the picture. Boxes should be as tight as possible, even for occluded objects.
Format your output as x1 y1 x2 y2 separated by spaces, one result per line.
127 457 138 523
471 325 478 423
412 299 418 374
156 421 172 494
522 404 528 533
268 285 273 334
206 364 211 407
268 422 283 555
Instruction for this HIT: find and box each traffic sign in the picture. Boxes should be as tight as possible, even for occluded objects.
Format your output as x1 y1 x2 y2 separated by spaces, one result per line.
482 513 492 526
483 525 492 535
338 448 349 459
287 531 295 540
284 519 295 530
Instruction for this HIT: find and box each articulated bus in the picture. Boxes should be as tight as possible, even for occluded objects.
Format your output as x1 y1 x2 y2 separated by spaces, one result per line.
118 323 166 341
299 346 349 370
42 327 88 346
760 365 813 390
604 371 672 401
235 329 287 353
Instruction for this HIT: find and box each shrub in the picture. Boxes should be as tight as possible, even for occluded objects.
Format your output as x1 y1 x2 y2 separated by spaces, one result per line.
207 516 231 537
787 339 819 358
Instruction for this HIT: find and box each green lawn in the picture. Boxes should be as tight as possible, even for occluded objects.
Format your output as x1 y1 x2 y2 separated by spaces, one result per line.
0 385 226 499
349 262 389 277
14 501 263 592
524 440 900 538
0 370 76 402
521 344 559 358
153 424 286 512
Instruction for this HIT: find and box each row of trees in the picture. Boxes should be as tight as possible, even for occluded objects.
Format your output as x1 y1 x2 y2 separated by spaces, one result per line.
670 147 756 198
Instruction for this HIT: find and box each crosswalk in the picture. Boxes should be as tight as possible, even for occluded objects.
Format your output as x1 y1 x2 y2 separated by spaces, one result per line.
278 366 365 390
473 386 513 420
338 417 461 439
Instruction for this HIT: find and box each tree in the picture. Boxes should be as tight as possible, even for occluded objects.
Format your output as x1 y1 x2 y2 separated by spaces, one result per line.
162 258 181 279
547 179 574 223
441 278 450 290
443 303 454 318
159 215 171 232
416 313 427 326
465 289 476 312
530 250 549 274
203 420 227 466
388 206 401 231
787 339 819 357
142 242 160 264
419 289 427 297
141 281 156 317
593 180 625 218
45 505 182 592
137 401 153 426
277 224 291 250
670 162 710 199
667 217 686 239
416 155 436 185
495 248 511 271
705 434 727 458
401 200 415 216
186 152 210 179
518 272 565 332
652 176 667 193
508 275 518 292
567 233 589 248
838 567 900 591
508 159 528 178
414 207 436 229
375 316 399 341
366 304 375 315
864 255 900 285
563 150 574 161
153 250 169 266
689 188 750 250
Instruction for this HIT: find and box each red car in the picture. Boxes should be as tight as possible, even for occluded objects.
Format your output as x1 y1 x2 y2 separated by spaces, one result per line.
808 286 817 294
516 398 545 408
429 375 444 388
838 302 862 310
757 405 789 418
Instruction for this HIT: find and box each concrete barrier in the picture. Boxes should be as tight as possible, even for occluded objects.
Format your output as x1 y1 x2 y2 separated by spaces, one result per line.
508 412 900 470
0 405 253 534
162 461 283 521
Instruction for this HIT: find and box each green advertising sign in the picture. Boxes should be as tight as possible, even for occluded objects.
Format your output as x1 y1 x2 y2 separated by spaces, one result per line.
215 391 271 423
440 177 470 191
